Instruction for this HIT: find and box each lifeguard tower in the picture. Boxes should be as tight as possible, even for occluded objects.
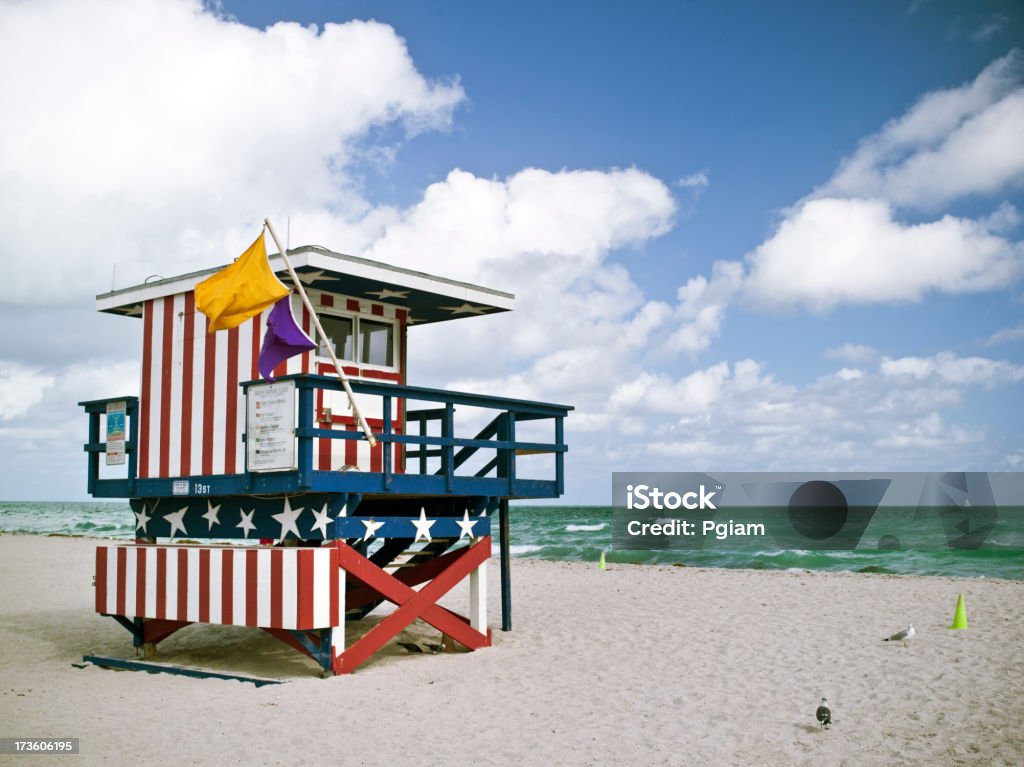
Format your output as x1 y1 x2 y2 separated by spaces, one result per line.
79 236 571 676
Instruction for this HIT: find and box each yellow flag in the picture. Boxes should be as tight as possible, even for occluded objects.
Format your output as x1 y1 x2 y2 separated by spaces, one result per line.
195 230 290 333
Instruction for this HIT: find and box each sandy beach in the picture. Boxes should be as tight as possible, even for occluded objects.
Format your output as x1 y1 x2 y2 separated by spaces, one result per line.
1 534 1022 766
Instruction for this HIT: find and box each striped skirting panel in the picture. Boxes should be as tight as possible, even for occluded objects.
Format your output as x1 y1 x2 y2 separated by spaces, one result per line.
95 544 341 631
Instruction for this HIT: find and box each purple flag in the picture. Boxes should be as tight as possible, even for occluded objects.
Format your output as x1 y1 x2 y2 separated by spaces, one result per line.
258 296 316 381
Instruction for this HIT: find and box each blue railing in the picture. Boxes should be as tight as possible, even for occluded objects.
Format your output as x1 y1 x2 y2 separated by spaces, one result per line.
80 375 571 500
79 396 140 498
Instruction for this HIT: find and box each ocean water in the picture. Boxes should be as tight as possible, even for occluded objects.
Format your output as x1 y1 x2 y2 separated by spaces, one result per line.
513 505 1024 580
2 501 1021 580
0 501 137 538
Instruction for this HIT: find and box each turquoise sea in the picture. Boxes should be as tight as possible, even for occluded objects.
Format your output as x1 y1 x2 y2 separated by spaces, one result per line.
2 501 1021 580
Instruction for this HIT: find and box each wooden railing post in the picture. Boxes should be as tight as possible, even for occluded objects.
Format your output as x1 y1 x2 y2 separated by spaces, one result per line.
382 396 392 489
555 416 565 496
417 412 429 475
127 398 139 494
297 382 314 489
505 411 516 495
87 410 100 496
442 403 454 492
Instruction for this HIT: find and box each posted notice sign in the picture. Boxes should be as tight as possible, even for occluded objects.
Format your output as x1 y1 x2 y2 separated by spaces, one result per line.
246 381 296 472
105 401 126 466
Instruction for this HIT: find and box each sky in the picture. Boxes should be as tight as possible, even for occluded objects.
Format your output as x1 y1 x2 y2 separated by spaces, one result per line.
0 0 1022 503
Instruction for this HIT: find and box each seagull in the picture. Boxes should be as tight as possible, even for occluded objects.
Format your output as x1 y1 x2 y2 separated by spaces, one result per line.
882 624 916 646
816 698 831 729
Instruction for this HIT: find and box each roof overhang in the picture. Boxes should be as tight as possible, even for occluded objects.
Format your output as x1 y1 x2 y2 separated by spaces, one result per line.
96 245 514 325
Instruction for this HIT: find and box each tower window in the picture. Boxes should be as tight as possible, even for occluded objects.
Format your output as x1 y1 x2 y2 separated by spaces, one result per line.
316 311 396 369
318 314 354 361
360 319 394 367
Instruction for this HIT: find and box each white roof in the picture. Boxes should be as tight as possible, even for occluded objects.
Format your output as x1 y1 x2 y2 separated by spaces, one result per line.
96 245 514 325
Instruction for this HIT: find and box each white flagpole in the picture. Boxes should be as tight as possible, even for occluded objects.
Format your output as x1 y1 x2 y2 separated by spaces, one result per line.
264 217 377 448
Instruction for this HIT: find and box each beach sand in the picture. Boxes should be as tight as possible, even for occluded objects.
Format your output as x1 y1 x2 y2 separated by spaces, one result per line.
1 534 1021 766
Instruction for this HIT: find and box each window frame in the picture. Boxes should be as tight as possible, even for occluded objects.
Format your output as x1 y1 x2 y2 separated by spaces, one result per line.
315 312 356 364
314 307 399 373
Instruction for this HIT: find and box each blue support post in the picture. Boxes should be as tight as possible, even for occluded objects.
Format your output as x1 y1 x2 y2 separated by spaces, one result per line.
505 411 516 496
242 392 252 492
107 614 142 641
132 617 145 648
297 383 313 489
555 416 565 496
86 411 99 496
417 412 428 475
127 398 139 495
284 627 334 674
499 498 512 631
443 402 454 493
382 396 392 489
496 414 508 482
318 627 333 673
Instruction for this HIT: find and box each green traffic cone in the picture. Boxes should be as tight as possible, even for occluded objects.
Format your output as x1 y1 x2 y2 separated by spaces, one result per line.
598 550 606 570
949 593 968 630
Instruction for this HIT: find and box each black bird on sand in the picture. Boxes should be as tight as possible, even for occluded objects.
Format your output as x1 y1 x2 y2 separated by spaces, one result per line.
816 698 832 729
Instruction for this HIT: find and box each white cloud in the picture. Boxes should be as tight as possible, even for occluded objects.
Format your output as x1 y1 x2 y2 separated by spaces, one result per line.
659 52 1024 342
608 363 734 416
979 201 1022 234
355 166 676 381
880 351 1024 387
0 362 55 420
0 357 139 498
674 170 710 217
823 51 1024 209
907 0 932 16
668 260 743 353
982 322 1024 347
3 358 138 420
586 351 1016 473
824 343 879 365
0 0 464 302
874 412 981 450
971 14 1009 43
676 171 709 189
742 197 1022 311
363 166 675 280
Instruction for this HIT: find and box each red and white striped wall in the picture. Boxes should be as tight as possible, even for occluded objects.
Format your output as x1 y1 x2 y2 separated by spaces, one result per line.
95 544 343 631
138 290 406 479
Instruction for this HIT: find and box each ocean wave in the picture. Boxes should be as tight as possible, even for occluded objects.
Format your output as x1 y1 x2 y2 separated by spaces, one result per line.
508 544 542 555
564 523 607 532
752 549 811 557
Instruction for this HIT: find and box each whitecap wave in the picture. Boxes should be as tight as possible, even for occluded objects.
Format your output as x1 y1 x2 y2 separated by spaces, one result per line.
508 544 542 555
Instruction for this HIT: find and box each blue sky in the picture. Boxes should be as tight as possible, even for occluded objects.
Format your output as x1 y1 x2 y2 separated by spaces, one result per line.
0 0 1021 501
